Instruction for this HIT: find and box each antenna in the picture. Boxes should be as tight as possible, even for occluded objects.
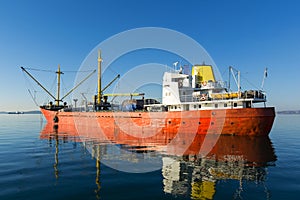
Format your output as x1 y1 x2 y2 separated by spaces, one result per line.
229 66 241 97
261 68 268 90
173 61 178 71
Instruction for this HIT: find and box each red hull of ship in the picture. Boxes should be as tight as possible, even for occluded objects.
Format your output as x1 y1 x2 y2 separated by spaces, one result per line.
40 107 275 136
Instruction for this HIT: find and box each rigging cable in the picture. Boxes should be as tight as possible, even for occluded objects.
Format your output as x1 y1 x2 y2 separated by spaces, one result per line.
240 73 260 91
22 67 95 73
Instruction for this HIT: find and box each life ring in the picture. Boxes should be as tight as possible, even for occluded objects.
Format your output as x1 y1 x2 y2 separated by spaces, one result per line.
178 81 183 88
202 81 207 86
200 94 206 101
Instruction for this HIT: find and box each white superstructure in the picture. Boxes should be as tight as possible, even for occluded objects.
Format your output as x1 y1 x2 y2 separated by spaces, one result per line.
146 64 266 112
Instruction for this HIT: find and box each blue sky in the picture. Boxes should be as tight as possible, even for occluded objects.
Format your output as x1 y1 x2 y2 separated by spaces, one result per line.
0 0 299 111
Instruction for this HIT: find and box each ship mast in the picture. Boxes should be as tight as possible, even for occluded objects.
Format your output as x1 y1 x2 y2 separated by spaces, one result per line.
21 65 96 110
97 50 102 104
56 64 63 106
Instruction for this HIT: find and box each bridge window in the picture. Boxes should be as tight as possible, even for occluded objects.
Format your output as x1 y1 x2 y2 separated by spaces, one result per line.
246 102 251 108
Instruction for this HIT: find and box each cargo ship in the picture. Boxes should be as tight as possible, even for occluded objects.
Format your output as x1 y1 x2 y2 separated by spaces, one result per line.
22 50 275 136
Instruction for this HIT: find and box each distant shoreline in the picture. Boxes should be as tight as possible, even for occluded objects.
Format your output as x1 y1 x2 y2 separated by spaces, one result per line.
277 110 300 115
0 111 41 114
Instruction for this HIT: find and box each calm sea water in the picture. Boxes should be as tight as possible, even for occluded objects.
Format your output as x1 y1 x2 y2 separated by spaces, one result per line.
0 114 299 200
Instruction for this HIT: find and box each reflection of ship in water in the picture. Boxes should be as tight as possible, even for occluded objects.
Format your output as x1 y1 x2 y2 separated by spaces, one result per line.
162 135 276 199
43 124 102 199
40 123 276 199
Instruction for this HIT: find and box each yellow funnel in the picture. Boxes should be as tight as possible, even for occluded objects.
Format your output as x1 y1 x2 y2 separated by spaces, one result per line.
192 65 216 83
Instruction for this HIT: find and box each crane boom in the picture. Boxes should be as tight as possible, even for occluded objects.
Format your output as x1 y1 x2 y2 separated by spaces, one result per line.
61 69 96 100
21 66 57 100
103 93 145 97
101 74 120 93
